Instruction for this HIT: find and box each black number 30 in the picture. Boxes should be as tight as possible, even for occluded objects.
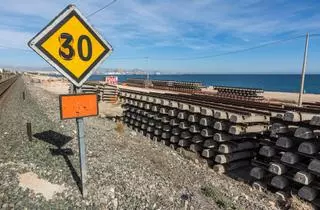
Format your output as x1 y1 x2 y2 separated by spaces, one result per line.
59 33 92 61
78 35 92 61
59 33 75 60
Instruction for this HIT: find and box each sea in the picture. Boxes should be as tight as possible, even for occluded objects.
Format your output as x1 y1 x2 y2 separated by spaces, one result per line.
88 74 320 94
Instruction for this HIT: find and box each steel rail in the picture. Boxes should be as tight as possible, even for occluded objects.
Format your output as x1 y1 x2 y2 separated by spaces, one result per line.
120 89 271 116
120 88 320 114
0 75 18 97
158 94 269 116
168 93 285 113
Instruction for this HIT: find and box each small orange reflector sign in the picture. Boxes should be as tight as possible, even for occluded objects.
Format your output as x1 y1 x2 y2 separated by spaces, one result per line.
59 93 98 119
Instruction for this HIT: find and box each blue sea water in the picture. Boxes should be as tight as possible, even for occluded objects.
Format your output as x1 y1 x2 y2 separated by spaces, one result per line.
88 74 320 94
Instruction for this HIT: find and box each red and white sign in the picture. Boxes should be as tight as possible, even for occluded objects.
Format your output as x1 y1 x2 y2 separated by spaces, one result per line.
105 76 118 85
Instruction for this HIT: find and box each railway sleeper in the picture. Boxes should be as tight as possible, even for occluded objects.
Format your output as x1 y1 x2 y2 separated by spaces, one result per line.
215 151 256 164
213 160 251 174
218 141 259 154
229 124 268 135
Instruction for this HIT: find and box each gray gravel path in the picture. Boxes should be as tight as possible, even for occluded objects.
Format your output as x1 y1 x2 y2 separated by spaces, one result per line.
0 76 282 209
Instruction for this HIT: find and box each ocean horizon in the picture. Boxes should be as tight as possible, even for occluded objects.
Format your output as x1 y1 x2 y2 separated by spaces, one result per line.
87 74 320 94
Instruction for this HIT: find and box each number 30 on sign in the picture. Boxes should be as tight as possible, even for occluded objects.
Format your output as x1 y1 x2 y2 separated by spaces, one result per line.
28 4 113 87
59 33 92 61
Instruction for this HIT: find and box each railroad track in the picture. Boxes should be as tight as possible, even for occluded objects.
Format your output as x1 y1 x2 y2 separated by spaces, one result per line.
124 78 268 100
124 78 203 93
0 75 19 99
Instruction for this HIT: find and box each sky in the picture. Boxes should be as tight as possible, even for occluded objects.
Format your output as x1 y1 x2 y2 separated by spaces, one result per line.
0 0 320 74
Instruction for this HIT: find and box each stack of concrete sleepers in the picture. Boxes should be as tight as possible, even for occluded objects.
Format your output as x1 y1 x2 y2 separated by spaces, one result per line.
213 86 264 101
68 83 99 97
124 78 147 88
81 81 100 93
100 84 118 102
119 89 271 176
250 107 320 207
121 89 320 206
155 93 272 174
123 78 203 93
198 104 267 174
68 83 118 103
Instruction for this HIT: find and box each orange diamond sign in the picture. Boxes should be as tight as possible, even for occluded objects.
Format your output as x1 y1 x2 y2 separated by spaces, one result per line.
28 4 113 87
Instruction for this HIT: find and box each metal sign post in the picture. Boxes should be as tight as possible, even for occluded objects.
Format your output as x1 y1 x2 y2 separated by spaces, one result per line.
74 85 87 198
76 117 87 197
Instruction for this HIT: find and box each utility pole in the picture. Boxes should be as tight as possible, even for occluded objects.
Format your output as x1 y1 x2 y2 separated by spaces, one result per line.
145 56 151 87
146 56 149 80
298 33 309 107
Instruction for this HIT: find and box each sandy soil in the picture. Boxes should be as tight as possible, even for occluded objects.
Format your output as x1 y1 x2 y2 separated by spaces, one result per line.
263 91 320 104
19 172 65 200
25 74 69 95
25 74 123 117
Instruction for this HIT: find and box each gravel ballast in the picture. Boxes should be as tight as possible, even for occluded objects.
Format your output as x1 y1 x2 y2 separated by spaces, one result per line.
0 76 283 209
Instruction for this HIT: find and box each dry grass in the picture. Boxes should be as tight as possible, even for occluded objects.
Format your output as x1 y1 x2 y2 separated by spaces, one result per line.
115 121 124 134
289 195 314 210
200 185 237 210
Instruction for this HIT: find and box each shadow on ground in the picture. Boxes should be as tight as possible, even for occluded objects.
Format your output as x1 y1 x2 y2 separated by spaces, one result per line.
33 130 82 193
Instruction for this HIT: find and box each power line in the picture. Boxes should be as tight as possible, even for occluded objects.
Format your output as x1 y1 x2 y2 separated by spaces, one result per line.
86 0 117 18
149 34 308 60
111 34 320 61
111 56 149 60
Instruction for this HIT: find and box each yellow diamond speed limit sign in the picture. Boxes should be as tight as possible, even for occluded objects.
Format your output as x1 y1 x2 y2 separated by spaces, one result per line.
28 4 113 87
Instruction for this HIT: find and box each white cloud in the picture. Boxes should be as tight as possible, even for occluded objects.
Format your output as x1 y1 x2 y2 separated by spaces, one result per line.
0 0 319 54
0 0 66 19
88 0 320 51
0 29 34 49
